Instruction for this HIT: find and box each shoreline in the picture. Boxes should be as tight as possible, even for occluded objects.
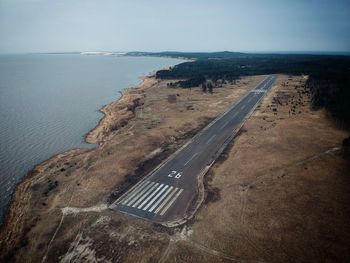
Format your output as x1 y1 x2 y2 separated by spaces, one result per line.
85 75 158 145
0 55 187 228
0 72 158 230
0 72 266 261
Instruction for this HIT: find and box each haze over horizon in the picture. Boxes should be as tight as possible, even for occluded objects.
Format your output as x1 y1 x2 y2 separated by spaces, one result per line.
0 0 349 54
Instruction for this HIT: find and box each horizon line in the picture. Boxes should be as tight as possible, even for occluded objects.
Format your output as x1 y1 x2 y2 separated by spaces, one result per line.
1 50 350 56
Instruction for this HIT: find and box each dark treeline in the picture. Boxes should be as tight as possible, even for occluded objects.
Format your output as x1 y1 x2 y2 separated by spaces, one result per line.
306 73 350 123
156 55 350 81
149 52 350 123
176 75 206 88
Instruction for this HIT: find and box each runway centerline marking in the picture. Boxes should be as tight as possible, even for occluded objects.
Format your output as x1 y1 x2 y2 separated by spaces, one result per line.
220 112 238 129
220 121 230 129
184 152 198 166
206 134 216 145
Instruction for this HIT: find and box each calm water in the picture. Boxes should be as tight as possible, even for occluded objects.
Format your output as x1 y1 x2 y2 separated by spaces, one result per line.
0 54 182 222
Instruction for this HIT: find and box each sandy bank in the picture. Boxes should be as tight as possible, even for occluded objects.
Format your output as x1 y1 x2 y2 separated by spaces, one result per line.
86 76 158 144
0 74 158 259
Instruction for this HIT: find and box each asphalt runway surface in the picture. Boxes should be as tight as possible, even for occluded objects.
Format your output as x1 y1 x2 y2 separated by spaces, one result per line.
110 75 277 225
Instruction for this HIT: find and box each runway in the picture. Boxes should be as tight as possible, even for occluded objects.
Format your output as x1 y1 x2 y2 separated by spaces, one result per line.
110 75 277 225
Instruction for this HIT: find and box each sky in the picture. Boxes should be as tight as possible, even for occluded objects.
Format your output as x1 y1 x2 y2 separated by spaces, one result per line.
0 0 349 53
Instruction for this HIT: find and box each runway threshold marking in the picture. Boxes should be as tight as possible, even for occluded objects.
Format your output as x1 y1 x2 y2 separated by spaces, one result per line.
154 187 180 214
120 180 152 204
137 183 164 209
132 183 159 207
252 89 265 93
143 185 169 211
160 189 184 216
119 181 185 216
149 186 173 212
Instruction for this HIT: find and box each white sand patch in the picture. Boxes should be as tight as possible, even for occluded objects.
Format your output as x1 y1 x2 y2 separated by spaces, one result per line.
92 215 111 227
59 233 111 263
61 204 108 216
145 147 163 159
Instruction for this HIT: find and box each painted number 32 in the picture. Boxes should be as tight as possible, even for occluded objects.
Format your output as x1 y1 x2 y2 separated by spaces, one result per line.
168 170 182 179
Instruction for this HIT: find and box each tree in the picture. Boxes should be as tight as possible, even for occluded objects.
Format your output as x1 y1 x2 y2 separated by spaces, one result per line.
202 83 207 93
207 82 213 93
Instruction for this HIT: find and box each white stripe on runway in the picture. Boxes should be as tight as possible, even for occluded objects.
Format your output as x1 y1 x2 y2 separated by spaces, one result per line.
127 182 157 206
121 180 151 204
131 182 159 207
137 184 164 209
149 186 173 212
184 152 198 166
154 188 179 214
142 185 169 211
160 189 184 216
206 134 216 145
220 120 229 129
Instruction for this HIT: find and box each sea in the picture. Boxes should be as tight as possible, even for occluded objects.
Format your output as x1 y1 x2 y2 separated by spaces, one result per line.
0 53 183 223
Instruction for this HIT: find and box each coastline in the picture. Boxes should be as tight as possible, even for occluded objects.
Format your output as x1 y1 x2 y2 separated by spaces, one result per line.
0 73 159 248
0 72 156 219
0 72 266 262
0 147 89 248
0 55 186 230
85 75 158 145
